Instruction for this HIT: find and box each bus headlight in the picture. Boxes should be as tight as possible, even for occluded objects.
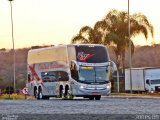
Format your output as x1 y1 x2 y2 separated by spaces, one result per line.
151 88 154 93
106 82 111 89
80 85 86 89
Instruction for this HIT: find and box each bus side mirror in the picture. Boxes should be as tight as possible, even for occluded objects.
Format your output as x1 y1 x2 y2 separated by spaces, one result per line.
108 61 117 73
70 61 79 81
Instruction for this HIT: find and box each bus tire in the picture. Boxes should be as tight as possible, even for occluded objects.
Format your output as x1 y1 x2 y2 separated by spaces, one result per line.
38 91 43 99
63 86 74 100
89 96 94 100
59 86 63 98
34 87 37 98
62 86 68 100
37 87 43 100
95 95 101 100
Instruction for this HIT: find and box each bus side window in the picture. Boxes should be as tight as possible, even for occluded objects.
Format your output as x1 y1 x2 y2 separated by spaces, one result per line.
41 71 58 82
70 62 79 81
58 71 69 81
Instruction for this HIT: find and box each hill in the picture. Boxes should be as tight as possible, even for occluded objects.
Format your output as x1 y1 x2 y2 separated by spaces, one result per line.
0 44 160 92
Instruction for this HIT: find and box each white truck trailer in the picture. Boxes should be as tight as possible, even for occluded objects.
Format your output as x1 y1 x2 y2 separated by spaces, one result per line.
125 67 160 93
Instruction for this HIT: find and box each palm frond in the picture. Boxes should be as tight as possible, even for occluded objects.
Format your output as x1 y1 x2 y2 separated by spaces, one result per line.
71 34 88 44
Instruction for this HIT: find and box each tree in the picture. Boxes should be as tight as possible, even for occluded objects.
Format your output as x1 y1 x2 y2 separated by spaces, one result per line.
0 48 6 52
96 10 153 70
71 26 103 44
72 9 154 71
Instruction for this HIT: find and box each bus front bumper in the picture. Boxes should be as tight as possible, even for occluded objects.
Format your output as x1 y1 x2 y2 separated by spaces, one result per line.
72 85 111 96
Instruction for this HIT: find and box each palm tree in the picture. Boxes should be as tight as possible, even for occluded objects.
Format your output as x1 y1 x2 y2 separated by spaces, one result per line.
71 26 103 44
71 9 153 71
96 9 153 70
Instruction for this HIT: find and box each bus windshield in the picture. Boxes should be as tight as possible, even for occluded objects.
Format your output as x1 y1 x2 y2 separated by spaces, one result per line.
79 66 108 83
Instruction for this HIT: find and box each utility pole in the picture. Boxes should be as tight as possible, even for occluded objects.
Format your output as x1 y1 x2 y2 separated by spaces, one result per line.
128 0 132 93
8 0 16 93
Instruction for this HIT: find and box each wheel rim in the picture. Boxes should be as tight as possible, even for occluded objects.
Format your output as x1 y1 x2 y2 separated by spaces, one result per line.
39 92 43 99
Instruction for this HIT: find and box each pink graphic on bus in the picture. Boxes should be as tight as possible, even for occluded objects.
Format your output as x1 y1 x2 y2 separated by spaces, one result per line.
77 52 95 62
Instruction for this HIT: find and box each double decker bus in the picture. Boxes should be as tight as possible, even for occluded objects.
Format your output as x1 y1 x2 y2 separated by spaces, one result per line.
27 44 115 100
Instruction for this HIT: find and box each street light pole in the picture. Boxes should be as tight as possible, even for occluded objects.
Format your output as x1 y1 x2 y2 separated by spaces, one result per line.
128 0 132 93
8 0 16 93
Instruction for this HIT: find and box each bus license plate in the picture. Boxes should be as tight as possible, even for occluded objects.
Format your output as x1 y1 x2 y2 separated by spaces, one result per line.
91 92 100 95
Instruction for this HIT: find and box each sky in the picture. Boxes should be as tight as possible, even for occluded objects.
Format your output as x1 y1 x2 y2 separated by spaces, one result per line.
0 0 160 49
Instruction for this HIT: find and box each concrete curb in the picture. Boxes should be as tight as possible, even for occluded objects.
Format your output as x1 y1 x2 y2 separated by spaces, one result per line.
105 95 160 99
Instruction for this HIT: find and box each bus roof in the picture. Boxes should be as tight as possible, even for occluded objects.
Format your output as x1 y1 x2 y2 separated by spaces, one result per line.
28 44 105 53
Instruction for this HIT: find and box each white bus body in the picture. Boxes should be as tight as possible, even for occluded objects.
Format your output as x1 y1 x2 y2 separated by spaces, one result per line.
27 44 114 100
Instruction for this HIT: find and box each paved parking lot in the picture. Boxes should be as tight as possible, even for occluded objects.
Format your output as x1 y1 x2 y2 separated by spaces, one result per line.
0 97 160 120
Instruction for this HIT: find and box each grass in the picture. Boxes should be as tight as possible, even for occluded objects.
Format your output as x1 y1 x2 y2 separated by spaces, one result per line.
0 93 34 100
0 93 159 100
111 92 160 97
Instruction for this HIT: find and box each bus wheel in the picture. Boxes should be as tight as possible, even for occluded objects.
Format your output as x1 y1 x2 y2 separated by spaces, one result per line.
66 90 74 100
59 86 63 98
63 87 69 100
38 91 43 99
34 89 38 99
95 95 101 100
63 86 73 100
89 96 94 100
37 87 43 100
